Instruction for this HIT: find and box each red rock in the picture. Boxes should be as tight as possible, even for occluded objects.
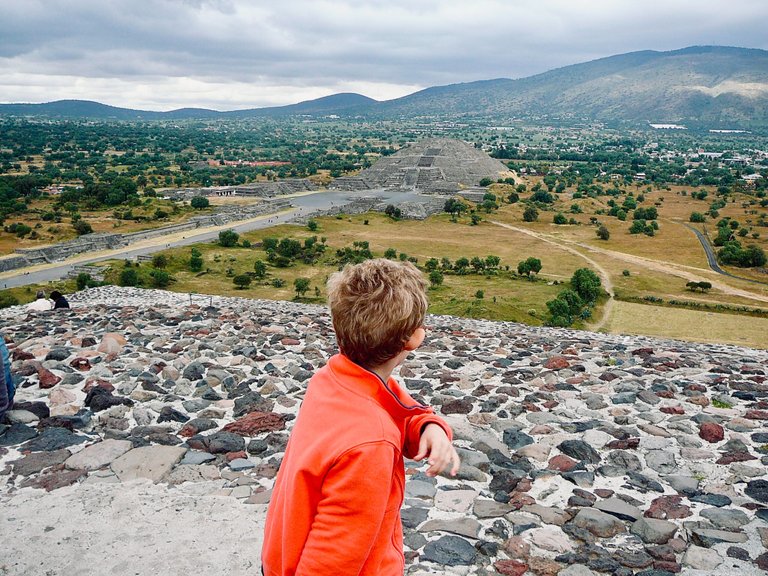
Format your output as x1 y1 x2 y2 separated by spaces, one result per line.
69 357 91 371
645 495 691 520
502 536 530 558
699 422 725 443
13 348 34 361
716 451 757 465
97 332 127 355
632 347 654 356
688 395 709 407
600 372 619 381
606 438 640 450
529 425 554 435
494 560 528 576
528 557 562 576
522 402 541 412
222 411 287 436
514 478 532 493
281 337 301 346
686 383 707 393
653 560 681 573
756 553 768 572
508 493 536 510
226 451 247 461
656 390 675 399
545 356 570 370
542 400 559 409
37 368 61 389
594 488 615 498
660 405 684 415
745 410 768 420
82 379 115 393
548 454 577 472
20 468 87 491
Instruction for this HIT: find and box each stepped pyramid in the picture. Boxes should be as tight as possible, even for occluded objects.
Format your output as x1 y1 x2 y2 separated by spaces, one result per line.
332 138 510 193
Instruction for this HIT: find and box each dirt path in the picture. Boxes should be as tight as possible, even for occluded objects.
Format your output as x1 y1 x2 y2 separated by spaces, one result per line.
489 221 768 330
490 221 615 331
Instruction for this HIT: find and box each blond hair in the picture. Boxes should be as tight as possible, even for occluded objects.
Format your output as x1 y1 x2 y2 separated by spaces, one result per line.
327 259 427 367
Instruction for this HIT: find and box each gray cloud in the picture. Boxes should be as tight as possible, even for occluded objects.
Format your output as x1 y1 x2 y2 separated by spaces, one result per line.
1 0 766 110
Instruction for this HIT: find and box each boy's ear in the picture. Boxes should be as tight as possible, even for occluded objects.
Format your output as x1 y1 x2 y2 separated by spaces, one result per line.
403 327 426 351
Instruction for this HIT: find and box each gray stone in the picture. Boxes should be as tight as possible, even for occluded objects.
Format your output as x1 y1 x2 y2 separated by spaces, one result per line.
665 475 699 496
419 517 481 538
5 410 39 424
571 508 625 538
111 445 187 482
64 439 133 471
691 528 749 547
630 518 678 544
503 428 534 450
23 427 87 452
228 458 256 471
406 479 437 499
473 499 513 518
9 449 70 476
699 508 750 530
179 450 217 465
400 506 428 528
644 450 677 475
0 423 38 446
558 440 601 464
593 498 643 522
682 545 722 570
421 535 477 566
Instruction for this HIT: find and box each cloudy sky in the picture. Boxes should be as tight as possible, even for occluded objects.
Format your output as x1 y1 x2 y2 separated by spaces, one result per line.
1 0 766 111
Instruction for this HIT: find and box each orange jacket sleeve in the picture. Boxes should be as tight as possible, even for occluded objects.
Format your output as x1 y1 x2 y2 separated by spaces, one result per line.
295 441 398 576
403 413 453 461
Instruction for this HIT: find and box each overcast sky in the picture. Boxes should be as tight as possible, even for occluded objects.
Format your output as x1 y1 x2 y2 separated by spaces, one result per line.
1 0 766 111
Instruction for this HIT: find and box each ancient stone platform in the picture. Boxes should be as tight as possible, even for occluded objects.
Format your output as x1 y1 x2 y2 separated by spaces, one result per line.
1 286 768 575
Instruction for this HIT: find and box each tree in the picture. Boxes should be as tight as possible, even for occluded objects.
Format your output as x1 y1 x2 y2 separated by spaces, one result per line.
454 257 470 274
523 206 539 222
571 268 601 303
531 190 554 204
428 270 444 288
507 192 520 204
689 212 706 223
444 198 467 221
150 269 171 287
233 274 252 289
553 213 568 225
517 257 542 278
475 290 484 299
73 219 93 236
479 177 493 187
152 254 168 268
191 196 210 210
294 277 311 298
119 268 139 287
425 258 440 272
253 259 267 279
384 248 397 259
384 204 401 220
470 214 482 225
76 272 93 290
596 225 610 240
307 219 318 231
218 229 239 247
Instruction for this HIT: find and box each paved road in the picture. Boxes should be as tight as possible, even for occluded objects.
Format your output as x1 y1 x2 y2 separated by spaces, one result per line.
0 188 435 289
685 224 768 286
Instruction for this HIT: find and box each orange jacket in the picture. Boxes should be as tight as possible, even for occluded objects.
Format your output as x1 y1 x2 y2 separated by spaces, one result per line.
262 354 452 576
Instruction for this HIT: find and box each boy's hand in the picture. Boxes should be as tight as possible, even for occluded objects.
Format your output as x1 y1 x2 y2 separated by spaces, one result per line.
413 423 461 477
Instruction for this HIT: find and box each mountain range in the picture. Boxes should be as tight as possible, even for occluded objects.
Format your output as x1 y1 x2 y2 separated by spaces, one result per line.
2 46 767 127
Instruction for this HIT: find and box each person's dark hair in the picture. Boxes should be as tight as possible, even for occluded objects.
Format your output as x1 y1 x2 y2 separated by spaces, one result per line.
50 291 63 300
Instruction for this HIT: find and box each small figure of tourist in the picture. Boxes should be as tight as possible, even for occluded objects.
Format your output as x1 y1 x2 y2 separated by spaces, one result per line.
26 290 53 311
50 290 70 309
0 335 14 422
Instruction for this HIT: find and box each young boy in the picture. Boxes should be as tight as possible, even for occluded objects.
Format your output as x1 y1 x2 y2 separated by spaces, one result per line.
262 259 460 576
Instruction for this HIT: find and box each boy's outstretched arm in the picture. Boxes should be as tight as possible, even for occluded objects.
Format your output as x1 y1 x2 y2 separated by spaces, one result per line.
295 442 398 576
413 423 461 477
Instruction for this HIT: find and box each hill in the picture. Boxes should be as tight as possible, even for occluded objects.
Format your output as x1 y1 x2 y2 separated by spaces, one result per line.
1 46 766 126
380 46 768 127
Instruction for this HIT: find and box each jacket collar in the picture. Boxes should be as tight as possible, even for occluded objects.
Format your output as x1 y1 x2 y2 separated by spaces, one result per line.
327 354 431 419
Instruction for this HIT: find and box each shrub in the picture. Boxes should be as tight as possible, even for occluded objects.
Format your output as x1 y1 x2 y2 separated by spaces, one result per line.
233 274 252 289
622 269 630 277
149 269 171 288
0 292 19 309
553 213 568 225
517 257 542 277
271 277 285 288
253 259 267 278
596 225 610 240
73 219 93 236
384 248 397 259
428 270 444 288
152 254 168 268
523 206 538 222
218 229 239 247
689 212 706 223
571 268 601 303
475 290 484 299
294 277 310 298
119 268 139 287
307 219 318 232
76 273 93 290
191 196 210 209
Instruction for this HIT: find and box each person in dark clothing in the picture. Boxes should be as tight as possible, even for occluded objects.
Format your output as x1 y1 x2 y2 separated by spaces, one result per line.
49 290 70 309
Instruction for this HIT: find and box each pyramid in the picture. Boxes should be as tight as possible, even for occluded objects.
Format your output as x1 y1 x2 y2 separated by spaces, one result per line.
331 138 509 194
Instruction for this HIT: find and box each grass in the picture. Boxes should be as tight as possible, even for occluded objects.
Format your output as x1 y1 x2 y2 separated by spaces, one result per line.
604 300 768 349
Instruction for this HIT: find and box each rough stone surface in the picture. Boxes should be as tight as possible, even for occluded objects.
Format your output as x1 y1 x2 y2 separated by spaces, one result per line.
110 446 187 482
